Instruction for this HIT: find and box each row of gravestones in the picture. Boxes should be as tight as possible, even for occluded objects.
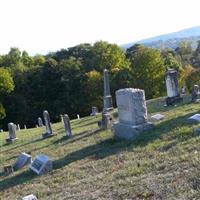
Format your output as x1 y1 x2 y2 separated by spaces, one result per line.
5 111 72 143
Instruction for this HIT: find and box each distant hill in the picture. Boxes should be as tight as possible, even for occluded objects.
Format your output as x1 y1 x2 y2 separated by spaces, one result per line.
122 26 200 50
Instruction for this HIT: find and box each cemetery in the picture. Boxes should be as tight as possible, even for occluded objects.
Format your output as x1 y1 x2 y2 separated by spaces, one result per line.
1 72 200 199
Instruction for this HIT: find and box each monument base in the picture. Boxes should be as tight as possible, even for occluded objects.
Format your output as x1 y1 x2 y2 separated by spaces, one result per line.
113 122 154 140
6 138 18 144
42 132 57 139
166 95 183 106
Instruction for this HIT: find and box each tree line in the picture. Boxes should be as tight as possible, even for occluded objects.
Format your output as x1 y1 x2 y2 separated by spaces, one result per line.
0 40 200 130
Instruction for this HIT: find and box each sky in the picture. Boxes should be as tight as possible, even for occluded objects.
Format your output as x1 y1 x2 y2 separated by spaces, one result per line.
0 0 200 55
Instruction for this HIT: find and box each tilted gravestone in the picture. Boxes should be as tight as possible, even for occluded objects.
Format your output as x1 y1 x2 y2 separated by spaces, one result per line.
113 88 153 140
22 194 37 200
103 69 113 112
62 114 72 137
165 69 182 105
90 106 98 116
6 122 17 143
29 154 52 175
42 110 56 139
37 117 44 127
13 152 32 170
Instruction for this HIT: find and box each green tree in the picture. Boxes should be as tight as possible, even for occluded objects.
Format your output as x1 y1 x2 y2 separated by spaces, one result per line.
126 44 165 99
0 68 14 119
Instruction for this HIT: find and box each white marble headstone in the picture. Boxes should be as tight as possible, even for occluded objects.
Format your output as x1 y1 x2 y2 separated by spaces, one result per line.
29 154 52 175
22 194 37 200
13 152 32 170
151 114 165 121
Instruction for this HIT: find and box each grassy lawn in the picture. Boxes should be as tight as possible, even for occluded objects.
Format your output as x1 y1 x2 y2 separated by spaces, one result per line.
1 96 200 199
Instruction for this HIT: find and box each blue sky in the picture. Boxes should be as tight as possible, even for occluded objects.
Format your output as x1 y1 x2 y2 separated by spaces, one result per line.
0 0 200 55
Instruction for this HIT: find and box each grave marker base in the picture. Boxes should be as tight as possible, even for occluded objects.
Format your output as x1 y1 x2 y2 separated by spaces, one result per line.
42 132 57 139
113 122 154 140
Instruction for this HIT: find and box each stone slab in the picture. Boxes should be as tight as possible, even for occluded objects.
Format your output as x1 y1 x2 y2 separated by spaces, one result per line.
188 114 200 123
113 122 154 140
151 114 165 121
13 152 32 170
42 132 56 139
22 194 37 200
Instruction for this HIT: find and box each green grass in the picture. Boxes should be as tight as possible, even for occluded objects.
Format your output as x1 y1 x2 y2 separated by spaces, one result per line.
1 96 200 199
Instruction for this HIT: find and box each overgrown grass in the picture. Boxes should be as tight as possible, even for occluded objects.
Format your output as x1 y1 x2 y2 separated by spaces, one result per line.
1 96 200 199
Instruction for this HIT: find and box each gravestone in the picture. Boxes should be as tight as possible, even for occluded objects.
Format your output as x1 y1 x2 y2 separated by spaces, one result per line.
17 124 21 131
77 114 80 120
165 69 182 105
188 114 200 123
22 194 37 200
90 106 98 116
42 110 56 139
29 154 52 175
24 125 27 129
38 117 44 127
13 152 32 170
113 88 153 140
62 114 72 137
151 114 165 121
191 85 200 103
4 165 14 176
103 69 113 112
6 122 17 143
98 112 112 129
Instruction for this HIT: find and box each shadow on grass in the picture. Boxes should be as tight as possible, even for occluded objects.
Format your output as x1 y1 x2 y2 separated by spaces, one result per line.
1 138 43 154
0 110 197 190
0 171 36 191
54 110 197 170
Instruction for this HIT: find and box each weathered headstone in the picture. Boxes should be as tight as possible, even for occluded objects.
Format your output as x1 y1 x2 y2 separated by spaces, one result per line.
17 124 21 131
103 69 113 112
38 117 44 127
98 112 112 129
13 152 32 170
42 110 56 139
22 194 37 200
62 114 72 137
4 165 14 176
24 125 27 129
90 106 98 116
165 69 182 105
191 85 200 103
29 154 52 175
6 122 17 143
113 88 153 140
77 114 80 120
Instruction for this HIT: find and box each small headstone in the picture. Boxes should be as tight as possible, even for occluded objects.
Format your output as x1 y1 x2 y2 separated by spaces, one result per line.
22 194 37 200
24 125 27 129
4 165 14 176
62 114 72 137
191 85 200 103
13 152 32 170
38 117 44 127
77 114 80 120
113 88 153 140
6 122 17 143
188 114 200 123
17 124 21 131
98 112 112 130
151 114 165 121
90 106 98 116
29 154 53 175
0 129 3 132
42 110 56 139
